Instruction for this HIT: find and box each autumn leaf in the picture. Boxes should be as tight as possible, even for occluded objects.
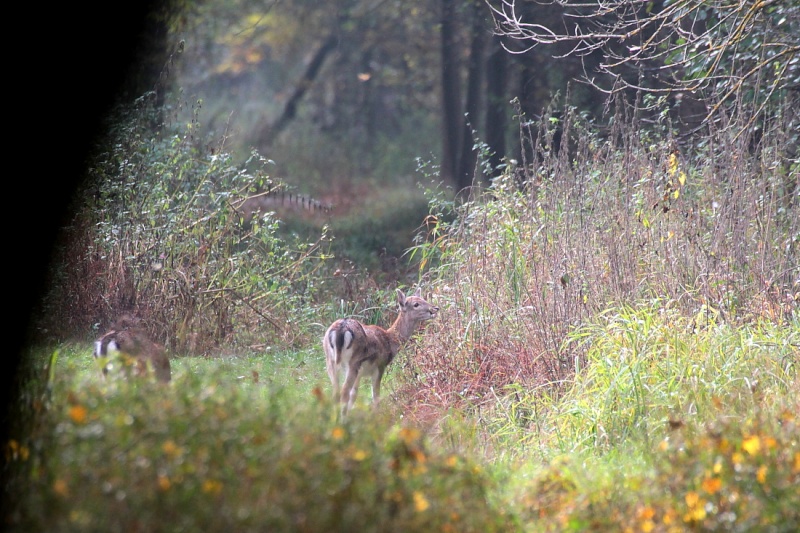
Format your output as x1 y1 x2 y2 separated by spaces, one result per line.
742 435 761 456
701 477 722 495
413 491 430 512
68 405 88 425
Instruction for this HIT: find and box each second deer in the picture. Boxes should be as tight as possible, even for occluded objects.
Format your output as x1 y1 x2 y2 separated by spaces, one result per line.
94 314 172 383
323 288 439 416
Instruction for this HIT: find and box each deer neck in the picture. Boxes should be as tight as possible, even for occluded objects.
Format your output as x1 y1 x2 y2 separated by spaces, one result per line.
387 312 418 348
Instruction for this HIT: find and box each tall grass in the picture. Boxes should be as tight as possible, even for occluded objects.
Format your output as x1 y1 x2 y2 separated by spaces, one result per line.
485 306 798 456
388 97 799 531
400 97 798 423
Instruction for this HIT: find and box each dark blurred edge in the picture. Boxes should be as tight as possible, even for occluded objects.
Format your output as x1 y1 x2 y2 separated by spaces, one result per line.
3 0 163 501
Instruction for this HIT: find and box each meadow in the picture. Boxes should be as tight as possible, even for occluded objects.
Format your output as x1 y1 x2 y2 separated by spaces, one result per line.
5 309 797 532
3 96 798 531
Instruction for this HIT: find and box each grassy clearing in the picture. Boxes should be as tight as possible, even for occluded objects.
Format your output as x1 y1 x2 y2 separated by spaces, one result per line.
4 345 514 532
5 312 797 531
7 86 798 530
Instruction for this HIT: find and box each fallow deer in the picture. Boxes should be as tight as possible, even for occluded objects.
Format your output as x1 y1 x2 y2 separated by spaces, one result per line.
323 288 438 416
94 314 171 383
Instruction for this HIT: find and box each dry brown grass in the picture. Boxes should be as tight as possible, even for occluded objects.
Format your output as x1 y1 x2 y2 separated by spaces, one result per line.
397 99 798 424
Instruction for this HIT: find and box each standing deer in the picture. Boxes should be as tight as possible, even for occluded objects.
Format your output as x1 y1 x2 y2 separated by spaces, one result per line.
94 314 172 383
323 288 439 416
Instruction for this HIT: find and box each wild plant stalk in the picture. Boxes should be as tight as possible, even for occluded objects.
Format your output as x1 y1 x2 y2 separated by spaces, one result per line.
401 97 798 424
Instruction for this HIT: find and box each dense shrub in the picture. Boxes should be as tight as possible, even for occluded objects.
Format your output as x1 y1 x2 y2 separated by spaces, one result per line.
400 99 798 419
38 94 331 353
4 347 515 533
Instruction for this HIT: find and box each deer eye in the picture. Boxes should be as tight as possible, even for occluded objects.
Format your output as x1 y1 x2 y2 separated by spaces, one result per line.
413 303 419 308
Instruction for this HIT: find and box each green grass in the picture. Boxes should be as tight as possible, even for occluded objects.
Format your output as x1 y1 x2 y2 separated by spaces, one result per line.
4 345 514 532
5 311 798 532
483 309 799 531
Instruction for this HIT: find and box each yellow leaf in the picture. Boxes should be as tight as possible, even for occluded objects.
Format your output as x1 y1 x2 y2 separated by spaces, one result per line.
161 440 182 459
331 427 345 441
685 491 700 508
742 435 761 455
638 506 656 520
757 465 768 484
351 448 367 461
157 475 171 491
688 505 706 522
5 439 28 461
68 405 88 425
53 479 69 497
413 491 430 512
410 448 427 464
202 479 223 495
668 153 679 176
399 427 421 444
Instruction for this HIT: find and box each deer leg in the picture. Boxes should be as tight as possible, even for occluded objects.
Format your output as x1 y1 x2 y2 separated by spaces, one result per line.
348 373 363 412
370 369 384 409
326 354 340 402
340 366 360 416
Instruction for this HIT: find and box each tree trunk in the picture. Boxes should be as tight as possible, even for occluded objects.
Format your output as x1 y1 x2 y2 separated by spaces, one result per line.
456 1 488 193
440 0 462 188
485 33 508 180
256 33 339 147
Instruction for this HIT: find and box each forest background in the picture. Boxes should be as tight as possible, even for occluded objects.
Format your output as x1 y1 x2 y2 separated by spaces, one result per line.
3 0 799 531
23 0 800 347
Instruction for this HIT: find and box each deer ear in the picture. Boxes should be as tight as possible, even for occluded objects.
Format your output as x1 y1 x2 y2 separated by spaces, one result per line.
413 287 422 298
396 288 407 306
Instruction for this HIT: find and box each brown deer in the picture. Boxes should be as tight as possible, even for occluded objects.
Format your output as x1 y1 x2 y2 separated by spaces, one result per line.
94 314 171 383
323 288 438 416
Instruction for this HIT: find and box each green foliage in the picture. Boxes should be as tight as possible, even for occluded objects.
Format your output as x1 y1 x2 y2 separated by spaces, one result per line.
505 403 800 532
42 94 331 351
538 307 797 453
667 0 800 118
400 99 798 422
4 346 514 533
328 185 430 275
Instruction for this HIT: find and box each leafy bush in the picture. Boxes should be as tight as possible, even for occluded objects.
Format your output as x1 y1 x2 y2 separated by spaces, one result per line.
39 93 331 352
399 98 798 420
4 346 515 532
510 398 800 532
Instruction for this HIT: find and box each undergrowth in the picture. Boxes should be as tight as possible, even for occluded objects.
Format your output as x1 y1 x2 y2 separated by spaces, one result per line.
400 97 798 423
39 93 333 354
3 346 514 533
7 76 799 532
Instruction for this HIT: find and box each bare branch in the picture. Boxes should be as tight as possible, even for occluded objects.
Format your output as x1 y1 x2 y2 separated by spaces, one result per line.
488 0 800 128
